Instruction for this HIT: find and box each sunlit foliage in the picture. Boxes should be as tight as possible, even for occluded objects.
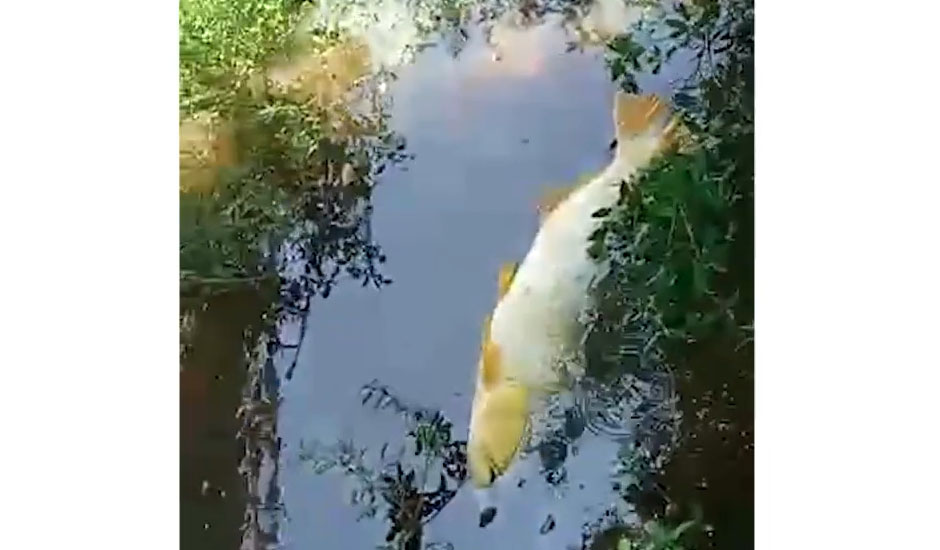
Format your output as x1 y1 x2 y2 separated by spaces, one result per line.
179 0 408 302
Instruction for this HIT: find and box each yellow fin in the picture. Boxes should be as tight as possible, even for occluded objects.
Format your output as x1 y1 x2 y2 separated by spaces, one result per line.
612 91 684 162
468 383 530 487
479 321 502 390
613 91 670 139
497 261 519 298
536 185 576 221
479 313 493 348
535 171 596 222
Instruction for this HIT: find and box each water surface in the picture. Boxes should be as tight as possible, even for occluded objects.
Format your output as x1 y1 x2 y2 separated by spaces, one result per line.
278 14 667 550
180 3 713 549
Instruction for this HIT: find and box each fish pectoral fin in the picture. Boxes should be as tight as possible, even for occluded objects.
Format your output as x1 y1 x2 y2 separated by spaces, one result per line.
497 261 519 298
536 186 574 220
468 384 530 487
480 333 503 389
535 172 595 222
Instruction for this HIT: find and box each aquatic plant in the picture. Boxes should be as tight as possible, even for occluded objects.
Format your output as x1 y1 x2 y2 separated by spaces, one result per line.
620 518 700 550
582 517 700 550
301 382 468 550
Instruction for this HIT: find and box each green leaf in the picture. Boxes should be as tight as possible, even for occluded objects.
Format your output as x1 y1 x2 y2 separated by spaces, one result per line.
665 19 688 31
588 239 608 262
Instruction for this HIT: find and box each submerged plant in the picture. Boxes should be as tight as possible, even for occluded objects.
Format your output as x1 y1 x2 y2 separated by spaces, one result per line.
301 382 468 550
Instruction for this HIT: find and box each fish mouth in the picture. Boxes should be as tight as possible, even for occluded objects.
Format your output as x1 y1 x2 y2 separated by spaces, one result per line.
479 506 497 528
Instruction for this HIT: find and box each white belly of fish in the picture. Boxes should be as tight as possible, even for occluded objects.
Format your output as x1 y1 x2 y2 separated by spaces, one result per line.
489 170 622 389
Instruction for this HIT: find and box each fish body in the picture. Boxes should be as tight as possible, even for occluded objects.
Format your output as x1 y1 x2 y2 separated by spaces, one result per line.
467 91 679 524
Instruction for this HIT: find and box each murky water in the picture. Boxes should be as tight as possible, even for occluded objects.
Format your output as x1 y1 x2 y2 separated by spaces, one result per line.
180 2 749 549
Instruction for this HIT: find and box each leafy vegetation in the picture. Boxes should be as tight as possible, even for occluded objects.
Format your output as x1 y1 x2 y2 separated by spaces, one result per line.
588 0 753 547
179 0 755 548
179 0 304 116
178 6 412 541
179 0 412 303
285 1 754 548
301 382 468 550
620 518 700 550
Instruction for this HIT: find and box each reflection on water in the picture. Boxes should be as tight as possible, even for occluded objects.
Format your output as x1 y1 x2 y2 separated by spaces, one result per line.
563 0 645 47
180 288 278 550
278 4 673 549
181 1 751 549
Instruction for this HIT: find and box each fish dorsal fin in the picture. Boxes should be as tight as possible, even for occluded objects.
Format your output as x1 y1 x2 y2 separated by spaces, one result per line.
535 172 596 223
613 91 682 161
497 261 519 298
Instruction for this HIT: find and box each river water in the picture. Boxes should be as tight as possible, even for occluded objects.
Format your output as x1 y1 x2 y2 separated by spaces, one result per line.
281 17 621 550
180 3 729 550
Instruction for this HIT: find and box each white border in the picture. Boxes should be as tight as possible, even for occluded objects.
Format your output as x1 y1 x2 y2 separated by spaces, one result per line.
758 1 939 548
4 2 178 549
3 1 938 549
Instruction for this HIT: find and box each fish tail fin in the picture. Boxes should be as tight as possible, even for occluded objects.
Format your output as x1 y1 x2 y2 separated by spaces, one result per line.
612 91 680 165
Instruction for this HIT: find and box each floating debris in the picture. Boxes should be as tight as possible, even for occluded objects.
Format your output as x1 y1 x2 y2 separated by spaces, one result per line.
539 513 556 535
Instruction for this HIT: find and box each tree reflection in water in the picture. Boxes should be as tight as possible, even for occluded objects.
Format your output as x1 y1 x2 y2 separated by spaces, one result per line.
181 1 752 549
301 381 469 550
180 24 413 550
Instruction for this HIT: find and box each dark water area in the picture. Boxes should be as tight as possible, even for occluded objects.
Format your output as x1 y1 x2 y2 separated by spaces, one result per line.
636 337 754 549
179 2 754 549
180 287 284 550
180 290 264 550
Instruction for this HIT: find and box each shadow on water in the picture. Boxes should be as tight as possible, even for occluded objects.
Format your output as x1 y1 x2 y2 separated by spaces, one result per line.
180 0 753 549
